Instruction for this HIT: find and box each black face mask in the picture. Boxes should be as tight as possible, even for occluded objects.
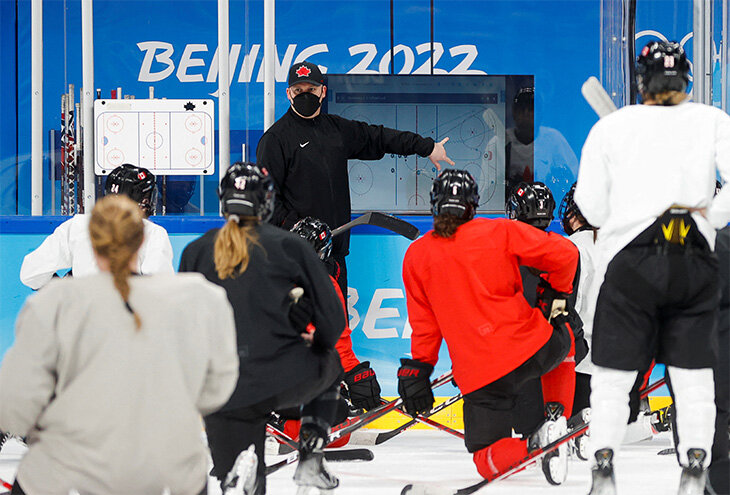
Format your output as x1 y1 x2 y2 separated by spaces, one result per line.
292 92 322 117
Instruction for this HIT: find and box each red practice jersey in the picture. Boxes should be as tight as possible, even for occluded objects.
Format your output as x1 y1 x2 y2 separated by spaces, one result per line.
330 275 360 372
402 218 579 394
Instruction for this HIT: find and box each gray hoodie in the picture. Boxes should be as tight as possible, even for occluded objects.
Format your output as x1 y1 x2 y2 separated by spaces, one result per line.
0 272 238 495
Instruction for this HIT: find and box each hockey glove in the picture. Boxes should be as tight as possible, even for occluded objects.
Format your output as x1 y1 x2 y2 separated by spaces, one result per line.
397 358 435 417
343 361 382 411
536 280 570 322
288 293 314 333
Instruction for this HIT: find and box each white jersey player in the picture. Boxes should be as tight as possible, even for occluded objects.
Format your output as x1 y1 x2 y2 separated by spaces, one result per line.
20 164 173 290
575 41 730 495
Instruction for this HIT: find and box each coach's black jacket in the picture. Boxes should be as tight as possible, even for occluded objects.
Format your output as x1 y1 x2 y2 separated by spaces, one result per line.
256 108 435 257
179 223 345 410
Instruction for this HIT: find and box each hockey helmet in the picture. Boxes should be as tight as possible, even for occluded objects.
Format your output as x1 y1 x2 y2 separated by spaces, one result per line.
218 162 275 221
558 182 594 235
104 164 157 216
507 181 555 230
430 169 480 219
291 217 333 261
636 41 690 96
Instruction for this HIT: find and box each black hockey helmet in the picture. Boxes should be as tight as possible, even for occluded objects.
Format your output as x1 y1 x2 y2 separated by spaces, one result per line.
558 182 594 235
636 40 690 96
430 169 480 219
506 181 555 230
105 164 157 216
291 217 333 261
218 162 275 221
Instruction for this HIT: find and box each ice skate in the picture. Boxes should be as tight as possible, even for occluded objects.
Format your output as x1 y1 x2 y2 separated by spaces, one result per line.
222 444 259 495
587 448 616 495
677 448 707 495
528 402 568 485
294 425 339 493
568 407 591 461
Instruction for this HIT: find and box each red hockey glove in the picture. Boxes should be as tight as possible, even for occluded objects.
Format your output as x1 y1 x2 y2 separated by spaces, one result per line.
343 361 382 411
397 358 435 417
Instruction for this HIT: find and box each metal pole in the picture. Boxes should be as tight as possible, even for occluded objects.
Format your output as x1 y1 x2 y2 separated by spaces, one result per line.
723 0 728 112
263 0 275 131
81 0 96 210
218 0 231 180
31 0 43 215
693 0 712 104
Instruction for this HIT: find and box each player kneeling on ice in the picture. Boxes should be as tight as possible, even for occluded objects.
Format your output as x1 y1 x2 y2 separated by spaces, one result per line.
575 40 730 495
0 195 239 495
19 164 174 290
397 169 580 485
179 163 346 495
270 217 382 448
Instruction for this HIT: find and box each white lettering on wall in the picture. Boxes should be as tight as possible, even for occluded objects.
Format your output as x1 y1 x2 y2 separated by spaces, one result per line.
361 288 404 339
176 44 209 82
137 41 175 82
347 287 360 330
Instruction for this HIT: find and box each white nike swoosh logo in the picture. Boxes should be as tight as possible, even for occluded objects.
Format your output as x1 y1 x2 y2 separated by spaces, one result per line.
299 142 309 148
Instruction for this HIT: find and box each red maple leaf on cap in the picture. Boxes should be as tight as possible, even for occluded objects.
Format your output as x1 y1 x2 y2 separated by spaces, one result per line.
296 65 312 78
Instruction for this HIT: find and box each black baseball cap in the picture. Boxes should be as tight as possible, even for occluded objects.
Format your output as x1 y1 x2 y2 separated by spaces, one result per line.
288 61 325 87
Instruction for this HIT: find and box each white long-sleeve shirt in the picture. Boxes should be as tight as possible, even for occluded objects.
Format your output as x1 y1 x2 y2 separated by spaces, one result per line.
575 102 730 290
0 272 239 495
569 229 598 375
20 214 174 290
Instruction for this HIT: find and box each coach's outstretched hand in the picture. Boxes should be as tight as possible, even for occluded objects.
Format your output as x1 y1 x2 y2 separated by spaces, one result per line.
429 137 455 171
397 358 435 417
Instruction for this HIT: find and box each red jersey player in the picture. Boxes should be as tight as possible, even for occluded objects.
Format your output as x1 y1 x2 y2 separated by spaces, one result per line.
398 169 580 484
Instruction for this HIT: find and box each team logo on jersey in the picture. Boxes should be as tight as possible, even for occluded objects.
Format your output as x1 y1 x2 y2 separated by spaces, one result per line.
661 218 691 244
295 65 311 78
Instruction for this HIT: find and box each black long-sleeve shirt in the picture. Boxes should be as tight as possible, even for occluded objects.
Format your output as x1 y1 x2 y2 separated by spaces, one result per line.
179 223 345 410
256 108 435 257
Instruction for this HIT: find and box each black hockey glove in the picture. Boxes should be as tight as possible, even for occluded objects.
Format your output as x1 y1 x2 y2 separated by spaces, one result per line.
552 312 589 364
536 279 570 322
343 361 382 411
288 293 314 333
397 358 435 417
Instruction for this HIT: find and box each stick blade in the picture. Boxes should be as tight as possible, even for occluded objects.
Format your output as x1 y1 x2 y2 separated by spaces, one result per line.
401 484 455 495
369 212 420 240
581 76 618 118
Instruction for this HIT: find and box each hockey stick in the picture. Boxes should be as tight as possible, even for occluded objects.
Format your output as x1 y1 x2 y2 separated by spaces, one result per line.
266 424 299 452
401 377 666 495
0 478 11 491
265 448 374 475
266 371 453 475
581 76 618 118
332 212 420 240
376 393 464 444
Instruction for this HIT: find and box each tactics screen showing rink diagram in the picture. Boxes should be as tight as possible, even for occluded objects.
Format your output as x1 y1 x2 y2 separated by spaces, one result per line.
326 75 509 213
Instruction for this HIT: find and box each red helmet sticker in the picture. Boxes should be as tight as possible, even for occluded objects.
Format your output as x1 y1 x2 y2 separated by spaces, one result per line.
319 232 327 240
137 172 146 180
641 46 650 57
296 65 312 78
517 188 525 196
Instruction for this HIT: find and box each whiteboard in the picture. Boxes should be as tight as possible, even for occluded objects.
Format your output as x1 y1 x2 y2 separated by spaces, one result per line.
94 99 215 176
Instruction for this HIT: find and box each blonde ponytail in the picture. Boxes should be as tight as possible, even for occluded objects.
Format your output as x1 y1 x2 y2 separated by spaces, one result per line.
89 195 145 329
214 216 260 279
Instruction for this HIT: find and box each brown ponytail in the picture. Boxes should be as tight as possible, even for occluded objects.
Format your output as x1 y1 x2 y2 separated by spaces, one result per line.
89 195 145 329
433 214 468 238
214 216 261 279
643 90 688 106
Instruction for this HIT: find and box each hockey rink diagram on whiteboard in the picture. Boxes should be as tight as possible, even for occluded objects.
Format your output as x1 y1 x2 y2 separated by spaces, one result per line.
94 99 215 176
327 76 506 213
